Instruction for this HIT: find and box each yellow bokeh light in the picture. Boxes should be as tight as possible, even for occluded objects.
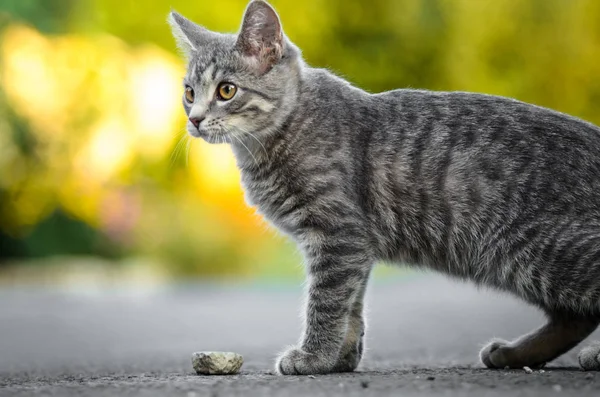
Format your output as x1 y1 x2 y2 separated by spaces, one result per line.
76 118 134 182
190 142 241 196
1 25 65 136
130 47 184 159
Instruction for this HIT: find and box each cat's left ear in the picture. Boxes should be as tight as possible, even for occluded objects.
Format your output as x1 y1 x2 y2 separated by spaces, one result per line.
168 11 215 58
235 1 285 74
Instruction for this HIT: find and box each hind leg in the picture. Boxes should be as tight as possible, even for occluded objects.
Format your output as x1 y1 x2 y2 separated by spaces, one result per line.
480 314 599 369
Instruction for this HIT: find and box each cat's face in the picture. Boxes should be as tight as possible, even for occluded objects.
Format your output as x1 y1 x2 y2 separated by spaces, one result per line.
169 1 299 144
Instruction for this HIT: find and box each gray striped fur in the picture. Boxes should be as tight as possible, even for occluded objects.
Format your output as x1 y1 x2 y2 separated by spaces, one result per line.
169 1 600 374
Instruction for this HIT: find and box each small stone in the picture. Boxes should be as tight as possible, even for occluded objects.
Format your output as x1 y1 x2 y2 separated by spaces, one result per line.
192 352 243 375
539 369 545 374
308 375 316 379
426 376 436 381
523 366 533 374
361 380 370 388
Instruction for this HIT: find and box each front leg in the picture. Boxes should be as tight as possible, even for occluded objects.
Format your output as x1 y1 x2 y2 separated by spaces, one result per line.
332 277 369 372
276 234 373 375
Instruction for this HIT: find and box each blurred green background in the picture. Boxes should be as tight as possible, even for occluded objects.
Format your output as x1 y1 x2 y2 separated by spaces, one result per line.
1 0 600 285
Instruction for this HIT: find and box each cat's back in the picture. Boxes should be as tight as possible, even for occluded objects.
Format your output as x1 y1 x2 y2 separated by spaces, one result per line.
377 88 600 147
371 88 600 200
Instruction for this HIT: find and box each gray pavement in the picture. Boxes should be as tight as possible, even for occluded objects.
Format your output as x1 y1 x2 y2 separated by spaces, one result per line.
1 273 600 396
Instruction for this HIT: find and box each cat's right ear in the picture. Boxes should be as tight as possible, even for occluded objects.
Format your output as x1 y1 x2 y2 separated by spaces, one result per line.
168 11 213 58
235 1 285 74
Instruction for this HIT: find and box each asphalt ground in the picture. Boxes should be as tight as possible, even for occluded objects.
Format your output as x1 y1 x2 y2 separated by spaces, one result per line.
1 273 600 396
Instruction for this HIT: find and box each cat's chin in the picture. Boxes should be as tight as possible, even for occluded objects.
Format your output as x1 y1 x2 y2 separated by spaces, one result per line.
188 129 230 144
187 129 207 139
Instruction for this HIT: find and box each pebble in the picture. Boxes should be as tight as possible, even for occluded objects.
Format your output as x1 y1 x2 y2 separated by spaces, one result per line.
191 352 243 375
523 366 533 374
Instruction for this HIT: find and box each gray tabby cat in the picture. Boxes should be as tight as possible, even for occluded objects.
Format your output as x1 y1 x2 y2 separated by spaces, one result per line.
169 1 600 374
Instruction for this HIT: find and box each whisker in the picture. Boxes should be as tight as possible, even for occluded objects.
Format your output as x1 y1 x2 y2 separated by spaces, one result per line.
238 128 269 161
185 136 192 167
231 131 259 168
221 123 265 164
170 132 189 168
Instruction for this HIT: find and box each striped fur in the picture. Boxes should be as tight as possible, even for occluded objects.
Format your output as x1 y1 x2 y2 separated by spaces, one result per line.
170 1 600 374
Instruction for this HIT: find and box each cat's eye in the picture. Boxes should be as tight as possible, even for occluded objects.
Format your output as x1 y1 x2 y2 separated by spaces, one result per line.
184 86 194 103
217 83 237 101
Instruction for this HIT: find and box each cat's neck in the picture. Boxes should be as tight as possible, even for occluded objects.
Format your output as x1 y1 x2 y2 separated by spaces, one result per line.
230 66 369 173
230 108 296 173
230 65 306 172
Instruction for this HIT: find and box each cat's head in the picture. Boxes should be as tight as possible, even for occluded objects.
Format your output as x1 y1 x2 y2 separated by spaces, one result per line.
168 1 301 144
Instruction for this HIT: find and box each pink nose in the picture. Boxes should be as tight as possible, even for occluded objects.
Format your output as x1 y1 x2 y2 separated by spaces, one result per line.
190 117 205 128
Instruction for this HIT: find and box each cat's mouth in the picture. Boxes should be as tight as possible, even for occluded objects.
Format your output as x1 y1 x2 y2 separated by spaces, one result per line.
188 128 208 138
189 127 230 144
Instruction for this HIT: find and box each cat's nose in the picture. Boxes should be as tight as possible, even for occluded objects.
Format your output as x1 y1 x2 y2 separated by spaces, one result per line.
189 116 205 128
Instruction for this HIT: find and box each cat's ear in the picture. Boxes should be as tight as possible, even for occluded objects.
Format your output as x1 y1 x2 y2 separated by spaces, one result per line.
235 1 285 73
168 11 214 58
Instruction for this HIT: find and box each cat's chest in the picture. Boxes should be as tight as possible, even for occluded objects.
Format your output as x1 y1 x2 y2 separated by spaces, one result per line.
240 166 302 232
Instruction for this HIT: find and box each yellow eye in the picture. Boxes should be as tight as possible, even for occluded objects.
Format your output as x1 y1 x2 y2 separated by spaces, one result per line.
217 83 237 101
185 86 194 103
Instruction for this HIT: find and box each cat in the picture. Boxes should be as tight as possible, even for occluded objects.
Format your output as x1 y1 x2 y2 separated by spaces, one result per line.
169 0 600 374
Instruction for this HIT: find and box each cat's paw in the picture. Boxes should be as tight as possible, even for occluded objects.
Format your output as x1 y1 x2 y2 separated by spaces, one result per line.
276 347 333 375
333 354 359 373
333 337 364 372
480 339 546 369
480 339 509 368
480 339 523 368
579 343 600 371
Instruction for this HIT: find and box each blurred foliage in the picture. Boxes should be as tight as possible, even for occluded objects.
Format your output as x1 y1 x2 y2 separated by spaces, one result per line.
0 0 600 279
